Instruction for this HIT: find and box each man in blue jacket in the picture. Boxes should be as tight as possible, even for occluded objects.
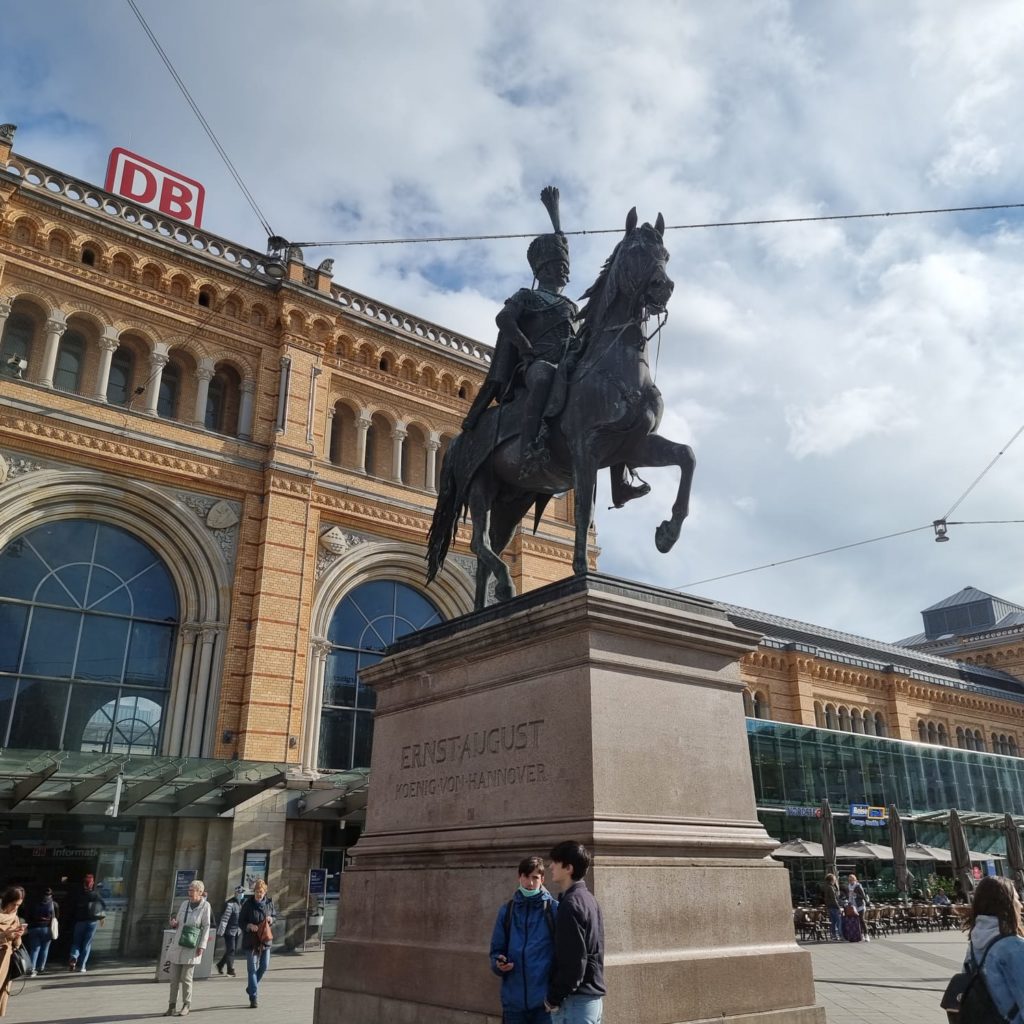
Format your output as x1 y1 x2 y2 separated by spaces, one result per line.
489 855 559 1024
544 841 605 1024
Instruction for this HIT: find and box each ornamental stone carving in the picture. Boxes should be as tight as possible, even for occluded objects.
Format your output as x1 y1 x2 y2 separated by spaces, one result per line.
315 526 368 578
0 451 47 484
174 490 242 568
206 500 239 530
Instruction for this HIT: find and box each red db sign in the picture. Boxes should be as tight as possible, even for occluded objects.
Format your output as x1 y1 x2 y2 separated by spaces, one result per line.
104 148 206 228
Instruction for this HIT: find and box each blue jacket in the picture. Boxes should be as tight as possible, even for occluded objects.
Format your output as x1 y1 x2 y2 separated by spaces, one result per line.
489 889 558 1012
968 918 1024 1023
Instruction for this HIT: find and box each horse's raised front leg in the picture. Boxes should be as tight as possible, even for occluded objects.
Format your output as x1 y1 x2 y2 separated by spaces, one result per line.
571 456 599 576
628 433 695 553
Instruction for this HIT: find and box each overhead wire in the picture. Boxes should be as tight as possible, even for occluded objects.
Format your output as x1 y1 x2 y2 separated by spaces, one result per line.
288 201 1024 250
939 422 1024 521
125 0 276 239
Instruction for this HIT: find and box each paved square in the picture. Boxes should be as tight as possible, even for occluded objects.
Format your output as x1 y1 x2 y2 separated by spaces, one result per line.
3 934 963 1022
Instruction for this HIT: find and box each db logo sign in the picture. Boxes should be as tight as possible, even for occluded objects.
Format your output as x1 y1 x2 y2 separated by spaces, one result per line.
104 148 206 228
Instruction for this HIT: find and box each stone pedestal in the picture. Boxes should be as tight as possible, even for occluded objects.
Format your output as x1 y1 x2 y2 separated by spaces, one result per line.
315 574 824 1024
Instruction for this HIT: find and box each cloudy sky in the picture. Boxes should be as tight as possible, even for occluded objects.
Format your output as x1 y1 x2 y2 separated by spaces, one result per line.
5 0 1024 643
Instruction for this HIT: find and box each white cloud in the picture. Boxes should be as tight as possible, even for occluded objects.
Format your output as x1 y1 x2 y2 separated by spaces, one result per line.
6 0 1024 642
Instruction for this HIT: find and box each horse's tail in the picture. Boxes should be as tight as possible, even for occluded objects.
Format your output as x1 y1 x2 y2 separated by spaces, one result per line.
426 435 464 582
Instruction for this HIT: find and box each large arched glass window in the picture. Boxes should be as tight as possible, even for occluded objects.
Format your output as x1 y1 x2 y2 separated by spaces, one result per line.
0 520 178 753
320 580 441 770
158 361 181 419
0 311 35 372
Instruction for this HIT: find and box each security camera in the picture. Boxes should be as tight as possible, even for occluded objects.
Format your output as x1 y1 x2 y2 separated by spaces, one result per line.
3 355 27 378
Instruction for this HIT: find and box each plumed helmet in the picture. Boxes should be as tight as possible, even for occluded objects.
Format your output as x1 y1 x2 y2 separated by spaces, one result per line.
527 185 569 275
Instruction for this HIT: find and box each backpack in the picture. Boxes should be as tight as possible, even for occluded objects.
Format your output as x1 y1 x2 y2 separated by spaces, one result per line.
502 897 555 955
942 933 1018 1024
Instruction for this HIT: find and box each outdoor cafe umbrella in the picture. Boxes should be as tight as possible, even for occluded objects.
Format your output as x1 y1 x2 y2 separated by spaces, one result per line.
1003 813 1024 896
889 804 912 895
906 841 952 862
949 808 976 900
834 840 894 860
771 839 824 902
820 798 837 879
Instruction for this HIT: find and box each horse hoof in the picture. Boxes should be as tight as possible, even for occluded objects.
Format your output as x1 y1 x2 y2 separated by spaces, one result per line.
655 520 680 553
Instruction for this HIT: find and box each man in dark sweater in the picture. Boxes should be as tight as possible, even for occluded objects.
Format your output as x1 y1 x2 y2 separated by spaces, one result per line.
544 841 605 1023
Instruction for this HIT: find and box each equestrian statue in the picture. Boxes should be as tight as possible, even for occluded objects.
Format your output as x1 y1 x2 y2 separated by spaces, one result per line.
427 187 694 610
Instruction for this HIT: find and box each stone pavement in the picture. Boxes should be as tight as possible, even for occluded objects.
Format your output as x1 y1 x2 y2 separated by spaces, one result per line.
3 936 960 1023
2 950 325 1023
807 929 962 1024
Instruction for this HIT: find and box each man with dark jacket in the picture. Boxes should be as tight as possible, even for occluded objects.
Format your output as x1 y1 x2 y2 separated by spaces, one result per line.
544 841 605 1023
216 885 245 977
68 873 106 973
489 855 559 1023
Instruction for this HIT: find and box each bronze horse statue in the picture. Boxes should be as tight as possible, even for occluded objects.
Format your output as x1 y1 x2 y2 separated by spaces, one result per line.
427 207 694 610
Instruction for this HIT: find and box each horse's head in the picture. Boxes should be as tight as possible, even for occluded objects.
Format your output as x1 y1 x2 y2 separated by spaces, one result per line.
616 207 674 316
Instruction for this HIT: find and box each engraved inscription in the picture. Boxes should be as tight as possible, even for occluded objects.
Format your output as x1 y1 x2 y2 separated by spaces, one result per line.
395 719 547 800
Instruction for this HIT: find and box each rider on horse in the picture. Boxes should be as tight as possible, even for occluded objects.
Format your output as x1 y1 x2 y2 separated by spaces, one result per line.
461 187 649 508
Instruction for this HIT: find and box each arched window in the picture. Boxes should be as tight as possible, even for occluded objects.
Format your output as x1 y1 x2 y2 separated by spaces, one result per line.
814 701 824 728
0 311 35 373
401 425 429 489
956 726 966 749
874 712 886 737
204 366 240 435
918 720 928 742
54 330 85 392
106 347 135 405
852 709 863 734
838 706 851 732
0 519 178 753
975 730 985 752
158 361 181 419
1010 737 1019 757
320 580 442 770
937 724 948 746
742 690 754 717
825 704 838 730
863 710 875 736
927 722 937 744
752 690 770 720
365 413 392 477
993 732 1001 754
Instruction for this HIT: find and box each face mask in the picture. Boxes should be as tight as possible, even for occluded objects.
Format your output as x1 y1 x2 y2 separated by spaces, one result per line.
518 885 543 898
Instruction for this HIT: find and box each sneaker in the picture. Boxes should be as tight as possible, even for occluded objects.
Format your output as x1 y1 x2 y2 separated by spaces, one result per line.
68 958 77 972
79 967 88 974
29 970 37 977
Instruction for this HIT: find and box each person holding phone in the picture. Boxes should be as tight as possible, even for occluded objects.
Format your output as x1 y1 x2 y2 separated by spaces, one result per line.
489 856 559 1024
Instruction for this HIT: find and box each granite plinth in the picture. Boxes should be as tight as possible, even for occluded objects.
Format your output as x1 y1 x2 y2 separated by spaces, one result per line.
315 573 824 1024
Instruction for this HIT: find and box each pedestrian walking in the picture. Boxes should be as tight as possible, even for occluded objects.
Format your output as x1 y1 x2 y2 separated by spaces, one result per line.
216 885 245 977
0 886 26 1018
164 879 212 1017
238 878 275 1009
846 873 870 942
68 873 106 973
23 886 58 975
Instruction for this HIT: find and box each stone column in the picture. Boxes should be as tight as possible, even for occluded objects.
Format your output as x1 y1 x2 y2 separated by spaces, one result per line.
183 625 221 756
355 416 370 474
391 428 407 483
93 328 120 402
301 639 333 773
425 439 441 493
143 351 169 416
193 359 215 426
238 379 255 440
168 624 201 756
37 315 67 388
316 575 824 1024
0 299 11 334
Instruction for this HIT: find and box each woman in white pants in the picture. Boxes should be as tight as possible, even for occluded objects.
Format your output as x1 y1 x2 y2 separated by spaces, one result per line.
165 880 212 1017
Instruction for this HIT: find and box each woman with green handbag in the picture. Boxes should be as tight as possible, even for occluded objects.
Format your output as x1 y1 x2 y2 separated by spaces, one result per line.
164 880 211 1017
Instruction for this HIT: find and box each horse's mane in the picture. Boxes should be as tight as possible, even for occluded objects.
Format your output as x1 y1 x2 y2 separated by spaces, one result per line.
576 239 623 348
